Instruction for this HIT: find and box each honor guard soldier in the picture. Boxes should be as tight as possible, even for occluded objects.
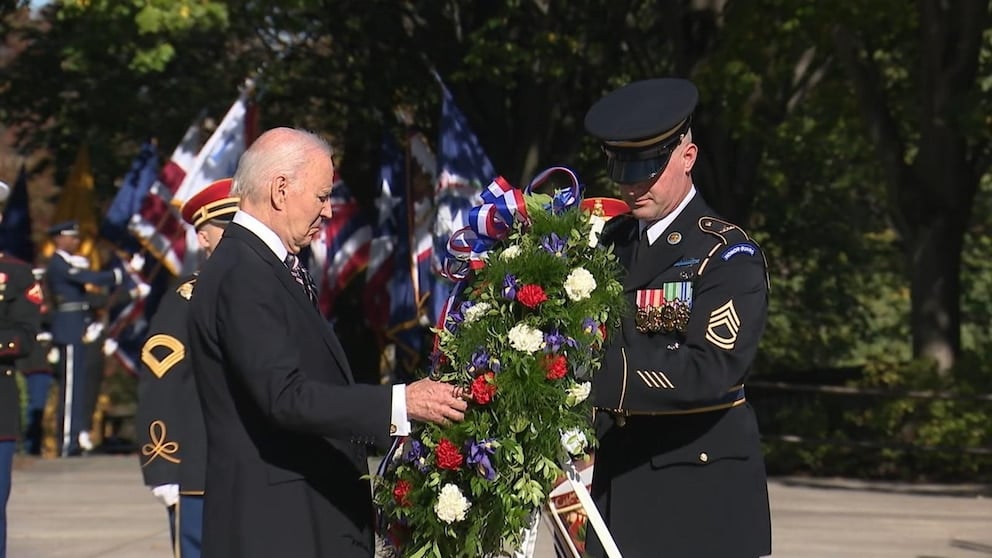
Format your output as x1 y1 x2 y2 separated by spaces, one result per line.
46 220 125 457
1 179 44 558
583 78 772 558
136 178 238 558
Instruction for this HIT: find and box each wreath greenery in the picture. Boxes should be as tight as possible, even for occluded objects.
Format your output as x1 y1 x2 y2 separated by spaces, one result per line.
372 171 627 558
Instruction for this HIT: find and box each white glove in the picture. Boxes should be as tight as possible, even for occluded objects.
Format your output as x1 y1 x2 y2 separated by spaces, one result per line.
47 347 60 364
36 331 53 342
129 253 145 271
83 322 104 343
131 282 151 300
102 337 118 356
150 484 179 508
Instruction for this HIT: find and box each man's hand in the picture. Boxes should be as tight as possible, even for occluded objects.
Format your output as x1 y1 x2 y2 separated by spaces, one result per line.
405 379 469 426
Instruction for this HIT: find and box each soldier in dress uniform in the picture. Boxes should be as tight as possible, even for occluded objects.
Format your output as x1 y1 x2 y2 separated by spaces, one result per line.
136 178 238 558
45 220 126 457
583 78 772 557
18 269 54 456
0 179 44 558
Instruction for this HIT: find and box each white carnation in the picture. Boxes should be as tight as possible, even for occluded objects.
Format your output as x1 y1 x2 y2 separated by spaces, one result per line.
462 302 491 324
508 323 544 353
500 245 522 260
434 483 471 524
563 268 597 301
587 215 607 247
560 429 588 456
565 382 591 406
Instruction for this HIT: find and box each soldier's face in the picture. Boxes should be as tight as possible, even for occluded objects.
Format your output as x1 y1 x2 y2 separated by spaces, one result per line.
286 155 334 253
618 140 697 221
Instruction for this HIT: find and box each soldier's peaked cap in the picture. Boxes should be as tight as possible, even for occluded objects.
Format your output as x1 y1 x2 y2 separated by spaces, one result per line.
584 78 698 184
47 220 80 237
181 178 239 229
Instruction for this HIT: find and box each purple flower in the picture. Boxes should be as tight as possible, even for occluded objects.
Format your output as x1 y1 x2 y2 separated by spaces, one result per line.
541 233 566 257
502 274 519 300
582 318 598 336
465 438 497 481
467 348 491 375
544 329 578 353
403 440 430 472
489 357 501 373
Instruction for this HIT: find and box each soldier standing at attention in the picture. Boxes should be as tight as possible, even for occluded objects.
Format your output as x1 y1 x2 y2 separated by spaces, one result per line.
0 179 44 558
136 178 239 558
45 221 126 457
583 78 772 558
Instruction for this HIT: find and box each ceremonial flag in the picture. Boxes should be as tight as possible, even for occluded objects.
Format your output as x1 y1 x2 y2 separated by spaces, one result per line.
100 141 158 254
0 165 34 262
46 145 101 268
364 134 426 381
433 78 496 322
129 119 202 276
408 130 438 325
308 177 372 318
172 85 257 274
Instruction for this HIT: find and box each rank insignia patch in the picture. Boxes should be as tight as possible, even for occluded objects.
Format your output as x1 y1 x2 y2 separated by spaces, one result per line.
635 282 693 334
705 300 740 350
141 334 186 378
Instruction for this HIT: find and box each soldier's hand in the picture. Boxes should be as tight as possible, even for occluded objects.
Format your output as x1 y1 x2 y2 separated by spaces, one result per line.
405 379 469 426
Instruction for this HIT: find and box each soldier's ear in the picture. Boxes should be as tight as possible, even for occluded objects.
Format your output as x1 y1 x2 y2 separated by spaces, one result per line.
681 142 697 175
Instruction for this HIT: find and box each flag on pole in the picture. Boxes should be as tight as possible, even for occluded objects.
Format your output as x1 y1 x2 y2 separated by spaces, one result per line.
129 119 202 276
364 134 426 381
45 145 101 268
101 141 158 254
407 129 438 325
172 84 257 274
433 78 496 322
0 165 34 262
308 177 372 318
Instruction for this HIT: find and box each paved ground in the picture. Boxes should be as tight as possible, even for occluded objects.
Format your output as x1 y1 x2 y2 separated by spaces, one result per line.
7 454 992 557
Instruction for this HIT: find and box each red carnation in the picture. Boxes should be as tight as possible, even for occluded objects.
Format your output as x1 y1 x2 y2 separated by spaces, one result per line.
435 438 464 470
598 323 608 343
471 372 497 405
543 354 568 380
392 479 412 507
516 284 548 309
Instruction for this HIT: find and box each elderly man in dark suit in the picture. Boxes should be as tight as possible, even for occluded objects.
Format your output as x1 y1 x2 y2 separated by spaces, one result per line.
188 127 468 558
583 78 773 557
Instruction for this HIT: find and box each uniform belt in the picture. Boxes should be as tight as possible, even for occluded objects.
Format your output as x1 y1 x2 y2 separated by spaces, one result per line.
598 385 746 422
56 302 91 312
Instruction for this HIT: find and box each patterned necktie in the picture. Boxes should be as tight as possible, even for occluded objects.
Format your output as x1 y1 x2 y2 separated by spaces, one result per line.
284 253 319 309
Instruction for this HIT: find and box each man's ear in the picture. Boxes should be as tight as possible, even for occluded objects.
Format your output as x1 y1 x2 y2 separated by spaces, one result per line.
196 228 211 250
271 174 289 210
682 143 698 175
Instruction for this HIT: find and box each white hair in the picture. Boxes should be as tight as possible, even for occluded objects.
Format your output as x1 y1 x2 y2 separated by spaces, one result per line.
231 128 333 205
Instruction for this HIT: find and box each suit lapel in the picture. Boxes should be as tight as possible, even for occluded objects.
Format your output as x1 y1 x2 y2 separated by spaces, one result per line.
227 224 355 384
623 196 705 292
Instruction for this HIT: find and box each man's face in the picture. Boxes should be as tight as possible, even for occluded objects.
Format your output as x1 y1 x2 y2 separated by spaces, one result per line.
196 222 226 257
54 235 81 253
285 155 334 253
617 140 696 222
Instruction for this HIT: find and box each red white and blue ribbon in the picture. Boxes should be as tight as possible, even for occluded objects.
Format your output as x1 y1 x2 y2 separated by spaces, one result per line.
524 166 583 215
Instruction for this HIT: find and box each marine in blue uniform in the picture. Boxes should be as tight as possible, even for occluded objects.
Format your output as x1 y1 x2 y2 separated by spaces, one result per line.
45 221 124 457
0 179 44 558
583 78 772 557
136 178 239 558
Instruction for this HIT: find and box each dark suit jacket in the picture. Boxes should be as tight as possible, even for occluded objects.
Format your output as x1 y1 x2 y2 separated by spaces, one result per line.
587 194 772 558
188 222 392 558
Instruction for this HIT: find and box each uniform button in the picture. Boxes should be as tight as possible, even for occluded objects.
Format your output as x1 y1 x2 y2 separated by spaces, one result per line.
7 342 14 348
698 452 709 463
389 424 397 435
4 370 11 376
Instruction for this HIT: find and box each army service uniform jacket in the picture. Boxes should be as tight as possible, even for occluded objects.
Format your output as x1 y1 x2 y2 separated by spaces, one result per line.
0 253 43 439
587 193 772 558
136 274 208 494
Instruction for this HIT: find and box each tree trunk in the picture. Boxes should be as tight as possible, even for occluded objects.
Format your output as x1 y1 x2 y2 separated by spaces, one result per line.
907 216 965 373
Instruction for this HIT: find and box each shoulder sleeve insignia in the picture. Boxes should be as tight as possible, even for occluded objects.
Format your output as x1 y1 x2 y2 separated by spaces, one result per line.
176 278 196 301
141 334 186 378
705 300 740 350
